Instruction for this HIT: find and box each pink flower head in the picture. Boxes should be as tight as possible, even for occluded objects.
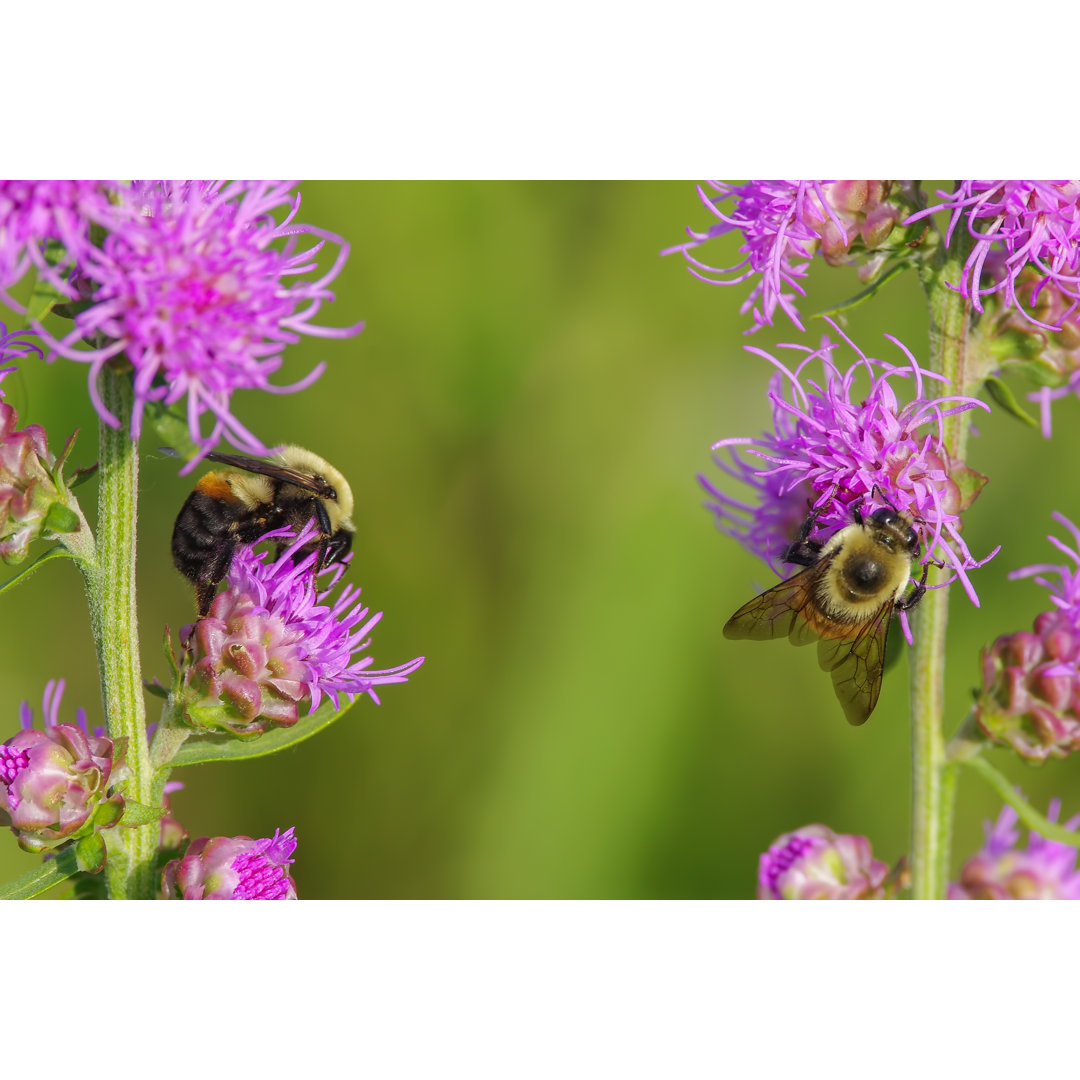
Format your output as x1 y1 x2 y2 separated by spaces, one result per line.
702 321 996 630
0 679 122 853
758 824 892 900
0 181 117 310
662 181 903 333
36 181 365 468
162 826 299 899
906 181 1080 330
181 522 425 736
948 800 1080 899
977 513 1080 760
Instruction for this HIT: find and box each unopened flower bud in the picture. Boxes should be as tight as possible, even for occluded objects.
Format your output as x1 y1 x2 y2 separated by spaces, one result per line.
757 824 892 900
976 514 1080 760
0 680 123 853
162 827 298 899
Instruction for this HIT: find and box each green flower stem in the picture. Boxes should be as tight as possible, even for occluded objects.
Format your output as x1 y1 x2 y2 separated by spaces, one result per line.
910 234 974 899
77 366 156 899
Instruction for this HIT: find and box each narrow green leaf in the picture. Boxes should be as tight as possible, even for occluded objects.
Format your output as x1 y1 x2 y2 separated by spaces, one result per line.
0 543 72 598
0 847 80 900
963 754 1080 849
812 262 908 319
170 697 361 766
25 240 70 323
144 400 201 462
984 374 1039 428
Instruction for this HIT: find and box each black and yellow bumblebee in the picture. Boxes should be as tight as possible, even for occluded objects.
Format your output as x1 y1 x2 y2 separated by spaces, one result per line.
168 445 355 616
723 500 929 725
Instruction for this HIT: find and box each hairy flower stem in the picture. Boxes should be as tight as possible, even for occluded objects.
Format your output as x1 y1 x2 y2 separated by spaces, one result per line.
911 236 974 899
80 366 155 899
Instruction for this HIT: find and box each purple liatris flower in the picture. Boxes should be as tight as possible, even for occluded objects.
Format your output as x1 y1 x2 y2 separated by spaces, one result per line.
180 522 425 736
0 181 117 310
758 824 894 899
162 826 299 899
702 322 996 616
36 181 364 464
0 330 83 564
976 513 1080 760
906 181 1080 329
663 181 909 333
0 680 124 853
948 800 1080 899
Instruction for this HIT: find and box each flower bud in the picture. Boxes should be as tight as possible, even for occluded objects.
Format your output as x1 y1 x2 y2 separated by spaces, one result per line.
0 680 124 853
949 800 1080 899
162 827 298 899
757 824 892 900
0 332 84 565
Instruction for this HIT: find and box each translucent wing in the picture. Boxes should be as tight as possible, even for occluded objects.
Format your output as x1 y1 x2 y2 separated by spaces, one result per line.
723 563 829 647
816 601 895 726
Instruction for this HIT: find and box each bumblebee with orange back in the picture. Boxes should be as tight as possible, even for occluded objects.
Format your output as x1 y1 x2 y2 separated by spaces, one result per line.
167 446 356 616
724 498 929 725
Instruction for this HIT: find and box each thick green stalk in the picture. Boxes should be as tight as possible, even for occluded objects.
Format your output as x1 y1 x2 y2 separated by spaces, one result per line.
910 236 973 899
81 367 156 899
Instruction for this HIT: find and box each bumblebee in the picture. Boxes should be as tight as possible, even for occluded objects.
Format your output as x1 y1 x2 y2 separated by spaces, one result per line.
723 501 928 725
168 445 355 616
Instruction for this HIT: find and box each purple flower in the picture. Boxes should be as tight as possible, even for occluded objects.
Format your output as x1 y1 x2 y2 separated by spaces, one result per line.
948 800 1080 899
162 826 299 899
36 181 364 467
181 522 425 736
702 322 996 618
0 679 124 853
662 181 904 333
976 513 1080 760
906 181 1080 329
0 332 83 564
0 181 116 310
758 824 893 899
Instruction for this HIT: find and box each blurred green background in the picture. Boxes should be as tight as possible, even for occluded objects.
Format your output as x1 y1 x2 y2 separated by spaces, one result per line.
3 181 1080 898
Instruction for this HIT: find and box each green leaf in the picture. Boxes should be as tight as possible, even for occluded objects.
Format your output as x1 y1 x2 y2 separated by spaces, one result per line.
950 461 990 514
963 754 1080 849
170 697 361 767
75 833 107 874
43 502 81 534
144 400 201 463
0 543 72 598
25 240 70 324
0 848 81 900
984 374 1039 428
812 261 908 319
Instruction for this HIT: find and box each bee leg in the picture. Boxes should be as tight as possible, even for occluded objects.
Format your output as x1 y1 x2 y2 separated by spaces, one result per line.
311 499 335 572
784 503 827 567
896 560 931 612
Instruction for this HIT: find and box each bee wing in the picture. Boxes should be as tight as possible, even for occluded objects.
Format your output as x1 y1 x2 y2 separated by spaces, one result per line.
723 564 826 646
816 601 894 726
198 450 334 497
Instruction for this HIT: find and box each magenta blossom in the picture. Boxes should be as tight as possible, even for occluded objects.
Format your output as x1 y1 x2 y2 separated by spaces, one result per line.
976 513 1080 760
702 322 996 626
663 181 904 333
36 181 364 468
948 800 1080 899
181 522 425 736
758 824 895 900
0 181 117 310
162 826 298 899
0 679 124 853
906 181 1080 330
